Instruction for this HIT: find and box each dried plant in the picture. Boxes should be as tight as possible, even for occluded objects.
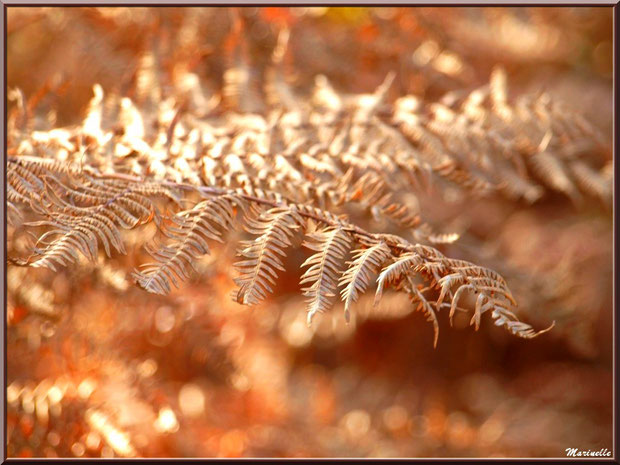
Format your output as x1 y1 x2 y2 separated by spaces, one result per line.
6 6 612 459
8 154 554 347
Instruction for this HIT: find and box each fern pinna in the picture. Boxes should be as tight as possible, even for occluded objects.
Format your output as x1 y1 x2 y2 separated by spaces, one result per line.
8 156 554 347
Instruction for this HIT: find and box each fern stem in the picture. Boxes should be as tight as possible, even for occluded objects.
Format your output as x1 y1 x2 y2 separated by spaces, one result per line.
85 170 414 253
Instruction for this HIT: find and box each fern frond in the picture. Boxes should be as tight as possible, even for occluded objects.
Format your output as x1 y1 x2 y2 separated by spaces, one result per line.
7 157 161 270
7 156 554 346
133 195 240 294
234 206 303 305
374 252 424 308
528 150 582 204
339 242 392 323
407 280 440 348
569 160 612 206
300 227 352 325
493 304 556 339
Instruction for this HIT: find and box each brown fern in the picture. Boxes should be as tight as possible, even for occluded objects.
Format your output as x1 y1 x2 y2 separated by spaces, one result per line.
300 226 352 324
339 242 393 323
133 194 241 294
234 206 303 305
7 156 554 346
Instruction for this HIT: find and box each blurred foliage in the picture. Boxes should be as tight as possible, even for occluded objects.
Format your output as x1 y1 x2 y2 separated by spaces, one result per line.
6 6 613 458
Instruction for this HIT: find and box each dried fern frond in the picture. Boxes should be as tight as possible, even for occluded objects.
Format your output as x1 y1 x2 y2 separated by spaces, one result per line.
133 194 240 294
10 40 590 348
393 68 610 204
7 156 179 269
6 8 612 459
300 226 352 325
234 206 303 305
339 242 392 323
375 252 425 307
10 62 609 275
8 156 553 346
